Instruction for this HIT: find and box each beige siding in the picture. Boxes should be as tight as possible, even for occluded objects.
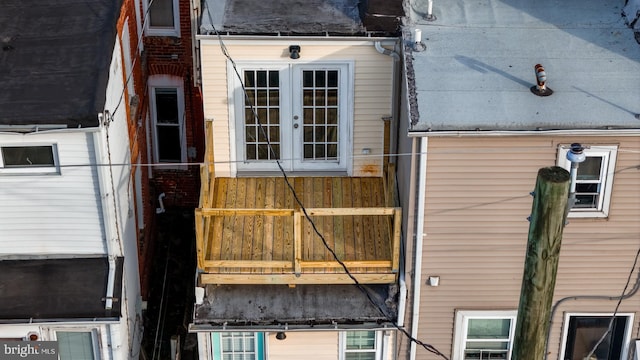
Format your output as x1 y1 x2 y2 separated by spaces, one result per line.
199 40 394 177
414 136 640 359
267 331 338 360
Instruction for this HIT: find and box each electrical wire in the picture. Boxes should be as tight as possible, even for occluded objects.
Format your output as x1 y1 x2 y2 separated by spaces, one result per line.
584 245 640 360
204 13 450 359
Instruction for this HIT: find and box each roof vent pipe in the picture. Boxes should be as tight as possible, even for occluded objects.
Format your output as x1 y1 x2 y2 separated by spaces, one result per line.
530 63 553 96
426 0 436 21
565 143 586 213
412 29 426 52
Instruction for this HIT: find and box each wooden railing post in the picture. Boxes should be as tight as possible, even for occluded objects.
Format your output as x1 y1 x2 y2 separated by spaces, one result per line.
391 208 401 273
293 211 302 276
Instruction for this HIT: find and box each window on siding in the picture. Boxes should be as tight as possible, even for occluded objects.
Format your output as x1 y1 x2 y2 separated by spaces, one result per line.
0 145 59 175
341 331 381 360
453 310 517 360
557 145 618 218
146 0 180 36
211 332 264 360
56 330 99 360
561 315 631 360
149 76 186 167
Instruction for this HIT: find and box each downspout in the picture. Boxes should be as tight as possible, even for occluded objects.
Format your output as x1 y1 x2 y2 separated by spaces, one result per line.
374 41 401 162
95 112 120 311
410 137 428 360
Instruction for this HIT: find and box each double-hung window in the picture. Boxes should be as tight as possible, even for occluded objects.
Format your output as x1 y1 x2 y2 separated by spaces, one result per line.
145 0 180 36
453 310 517 360
340 331 381 360
211 332 264 360
149 76 186 166
560 314 633 360
0 144 59 175
557 145 617 218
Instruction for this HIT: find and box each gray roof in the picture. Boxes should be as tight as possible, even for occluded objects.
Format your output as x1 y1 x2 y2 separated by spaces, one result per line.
200 0 403 36
0 0 122 128
193 284 397 330
0 257 123 321
407 0 640 133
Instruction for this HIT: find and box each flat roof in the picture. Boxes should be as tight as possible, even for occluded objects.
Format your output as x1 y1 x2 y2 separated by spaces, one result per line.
200 0 402 36
0 257 123 321
407 0 640 133
0 0 121 128
193 284 397 329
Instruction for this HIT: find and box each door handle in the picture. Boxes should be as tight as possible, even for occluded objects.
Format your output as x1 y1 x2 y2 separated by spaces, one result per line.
293 123 299 129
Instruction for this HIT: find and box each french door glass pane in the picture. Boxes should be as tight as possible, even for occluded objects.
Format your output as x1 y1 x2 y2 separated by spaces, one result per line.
57 332 95 360
149 0 174 28
301 70 339 160
244 70 280 161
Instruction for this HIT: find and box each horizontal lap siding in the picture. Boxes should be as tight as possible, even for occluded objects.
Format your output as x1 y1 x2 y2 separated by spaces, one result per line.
415 136 640 359
0 132 106 255
267 332 338 360
199 41 393 177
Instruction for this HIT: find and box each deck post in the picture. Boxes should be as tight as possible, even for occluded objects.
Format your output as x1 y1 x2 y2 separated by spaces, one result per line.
391 208 401 273
293 211 302 276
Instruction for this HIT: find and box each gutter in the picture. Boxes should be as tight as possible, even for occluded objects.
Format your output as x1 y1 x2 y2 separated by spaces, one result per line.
410 137 428 360
407 129 640 137
188 323 397 333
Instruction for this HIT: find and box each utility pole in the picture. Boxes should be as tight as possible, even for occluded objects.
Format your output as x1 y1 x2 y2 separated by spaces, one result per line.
511 166 570 360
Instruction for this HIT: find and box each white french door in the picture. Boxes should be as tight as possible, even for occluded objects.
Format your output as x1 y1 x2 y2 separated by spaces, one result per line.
233 62 350 172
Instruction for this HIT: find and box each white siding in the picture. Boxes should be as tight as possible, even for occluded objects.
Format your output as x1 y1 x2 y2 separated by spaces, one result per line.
412 136 640 360
199 39 394 177
0 131 106 255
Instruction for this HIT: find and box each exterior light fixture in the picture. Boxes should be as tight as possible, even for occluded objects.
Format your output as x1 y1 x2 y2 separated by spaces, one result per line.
289 45 300 59
530 64 553 96
276 331 287 340
427 276 440 287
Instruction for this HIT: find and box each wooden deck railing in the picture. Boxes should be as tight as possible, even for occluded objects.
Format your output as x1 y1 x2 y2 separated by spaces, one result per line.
195 120 401 284
195 206 401 278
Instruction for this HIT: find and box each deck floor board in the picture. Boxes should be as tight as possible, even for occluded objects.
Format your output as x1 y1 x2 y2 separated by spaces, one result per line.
203 176 395 280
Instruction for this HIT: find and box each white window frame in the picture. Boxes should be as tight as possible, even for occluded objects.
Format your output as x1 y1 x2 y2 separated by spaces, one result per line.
557 145 618 218
559 312 634 360
211 332 264 360
0 143 60 175
339 330 382 360
453 310 517 360
148 75 187 168
143 0 180 37
229 61 353 174
47 327 103 360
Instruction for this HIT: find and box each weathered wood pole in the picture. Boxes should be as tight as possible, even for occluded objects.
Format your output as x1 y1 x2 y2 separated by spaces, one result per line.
512 166 570 360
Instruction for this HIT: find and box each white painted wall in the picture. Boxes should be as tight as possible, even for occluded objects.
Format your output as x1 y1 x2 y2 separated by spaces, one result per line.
0 130 107 255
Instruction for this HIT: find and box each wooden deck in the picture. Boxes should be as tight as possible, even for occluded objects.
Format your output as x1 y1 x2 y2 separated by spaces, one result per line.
195 176 401 285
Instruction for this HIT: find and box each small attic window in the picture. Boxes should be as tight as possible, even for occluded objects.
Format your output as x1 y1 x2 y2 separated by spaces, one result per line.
0 145 60 175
